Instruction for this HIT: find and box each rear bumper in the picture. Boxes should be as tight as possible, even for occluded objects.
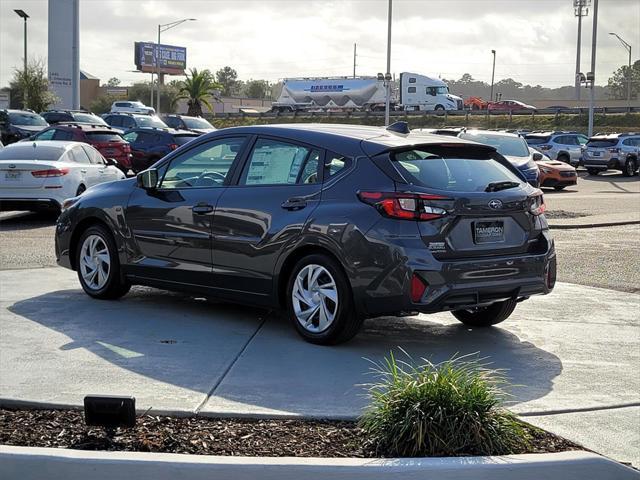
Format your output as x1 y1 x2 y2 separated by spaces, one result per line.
360 232 556 318
583 157 619 169
0 197 61 211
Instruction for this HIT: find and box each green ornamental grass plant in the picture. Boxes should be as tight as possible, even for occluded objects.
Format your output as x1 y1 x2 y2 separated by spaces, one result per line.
359 351 530 457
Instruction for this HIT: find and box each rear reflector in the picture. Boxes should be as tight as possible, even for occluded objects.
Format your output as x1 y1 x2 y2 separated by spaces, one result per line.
31 168 70 178
410 274 428 303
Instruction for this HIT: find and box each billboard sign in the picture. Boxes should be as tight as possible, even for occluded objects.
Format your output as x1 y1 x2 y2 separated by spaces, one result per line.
48 0 80 108
134 42 187 75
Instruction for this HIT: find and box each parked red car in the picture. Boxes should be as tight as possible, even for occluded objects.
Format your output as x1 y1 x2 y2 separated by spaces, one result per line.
487 100 537 112
27 123 132 172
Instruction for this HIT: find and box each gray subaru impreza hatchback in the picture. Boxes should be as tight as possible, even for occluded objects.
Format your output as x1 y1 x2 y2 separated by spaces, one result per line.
55 123 556 345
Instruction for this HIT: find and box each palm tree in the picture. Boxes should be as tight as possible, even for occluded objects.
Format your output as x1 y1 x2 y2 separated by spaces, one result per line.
175 68 220 116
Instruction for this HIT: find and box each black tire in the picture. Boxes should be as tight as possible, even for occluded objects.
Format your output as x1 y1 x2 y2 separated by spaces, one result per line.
587 168 600 176
286 253 362 345
76 184 86 196
75 225 130 300
435 105 445 113
623 158 637 177
554 185 567 191
451 298 518 327
557 154 570 164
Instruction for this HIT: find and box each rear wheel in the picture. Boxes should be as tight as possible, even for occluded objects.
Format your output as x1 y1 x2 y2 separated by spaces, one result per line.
554 185 567 191
587 168 600 176
557 154 570 164
76 225 130 300
452 298 517 327
286 254 362 345
623 158 637 177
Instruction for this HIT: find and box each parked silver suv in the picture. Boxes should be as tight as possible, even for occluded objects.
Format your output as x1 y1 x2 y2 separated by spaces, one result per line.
525 131 588 167
582 133 640 176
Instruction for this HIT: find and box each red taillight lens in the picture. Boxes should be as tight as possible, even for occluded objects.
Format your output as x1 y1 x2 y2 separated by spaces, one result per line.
529 192 546 216
31 168 70 178
608 147 619 153
169 143 178 150
358 191 449 221
410 274 428 303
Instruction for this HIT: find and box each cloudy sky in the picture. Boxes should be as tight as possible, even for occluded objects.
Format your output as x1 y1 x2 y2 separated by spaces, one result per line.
1 0 638 89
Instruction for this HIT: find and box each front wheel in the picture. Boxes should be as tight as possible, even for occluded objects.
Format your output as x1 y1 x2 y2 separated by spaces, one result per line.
286 254 362 345
451 298 518 327
587 168 600 176
76 225 130 300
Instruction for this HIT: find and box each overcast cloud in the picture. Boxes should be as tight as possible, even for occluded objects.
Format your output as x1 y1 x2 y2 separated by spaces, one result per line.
1 0 638 89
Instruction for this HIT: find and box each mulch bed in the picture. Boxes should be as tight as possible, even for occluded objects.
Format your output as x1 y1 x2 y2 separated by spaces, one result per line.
0 408 582 458
544 209 590 219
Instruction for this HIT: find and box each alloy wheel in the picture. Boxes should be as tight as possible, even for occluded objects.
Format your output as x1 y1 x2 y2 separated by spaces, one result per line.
79 234 111 291
292 264 338 333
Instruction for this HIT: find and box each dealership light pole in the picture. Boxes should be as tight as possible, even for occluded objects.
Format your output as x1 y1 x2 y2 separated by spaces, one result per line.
156 18 196 115
574 0 590 101
609 32 632 108
384 0 392 126
490 49 496 103
14 9 29 109
587 0 598 137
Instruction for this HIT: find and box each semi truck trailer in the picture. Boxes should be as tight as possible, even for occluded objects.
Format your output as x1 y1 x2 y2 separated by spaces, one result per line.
272 72 463 112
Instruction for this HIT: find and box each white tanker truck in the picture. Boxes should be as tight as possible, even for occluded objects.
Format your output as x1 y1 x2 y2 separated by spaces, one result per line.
271 72 463 112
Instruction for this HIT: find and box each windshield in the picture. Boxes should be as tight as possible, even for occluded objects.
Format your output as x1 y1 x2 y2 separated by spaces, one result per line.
137 116 168 128
427 86 449 95
587 138 618 148
525 135 551 145
0 145 63 161
8 112 48 127
73 113 107 125
460 132 530 157
182 117 213 129
392 149 522 192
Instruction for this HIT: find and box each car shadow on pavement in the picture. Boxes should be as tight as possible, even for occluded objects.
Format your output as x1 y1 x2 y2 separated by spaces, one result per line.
0 211 58 231
6 287 562 417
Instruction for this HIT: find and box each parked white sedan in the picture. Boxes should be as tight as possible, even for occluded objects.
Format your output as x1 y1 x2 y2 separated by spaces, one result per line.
0 141 125 213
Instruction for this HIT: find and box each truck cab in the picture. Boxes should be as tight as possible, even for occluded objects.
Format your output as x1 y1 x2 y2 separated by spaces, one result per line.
399 73 463 111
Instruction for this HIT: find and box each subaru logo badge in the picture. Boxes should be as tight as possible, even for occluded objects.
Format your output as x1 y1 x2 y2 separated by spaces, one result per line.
8 164 16 169
488 199 503 209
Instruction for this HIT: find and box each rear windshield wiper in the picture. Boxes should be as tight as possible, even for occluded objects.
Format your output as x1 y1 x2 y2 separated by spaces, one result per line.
485 181 520 192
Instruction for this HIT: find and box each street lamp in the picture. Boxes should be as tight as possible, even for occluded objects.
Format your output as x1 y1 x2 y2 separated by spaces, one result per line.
384 0 392 126
609 32 632 108
490 50 496 103
156 18 196 115
14 9 29 109
587 0 599 137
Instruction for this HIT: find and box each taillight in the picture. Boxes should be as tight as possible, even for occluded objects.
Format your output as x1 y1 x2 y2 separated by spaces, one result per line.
31 168 70 178
169 143 178 150
529 192 546 216
538 145 552 151
608 147 619 153
358 191 449 221
122 144 131 153
410 274 428 303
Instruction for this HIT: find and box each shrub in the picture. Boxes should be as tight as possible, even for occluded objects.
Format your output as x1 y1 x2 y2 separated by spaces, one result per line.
359 352 530 457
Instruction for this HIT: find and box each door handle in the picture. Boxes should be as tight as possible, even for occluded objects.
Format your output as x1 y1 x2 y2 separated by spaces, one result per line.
192 204 214 215
281 197 307 210
80 169 87 173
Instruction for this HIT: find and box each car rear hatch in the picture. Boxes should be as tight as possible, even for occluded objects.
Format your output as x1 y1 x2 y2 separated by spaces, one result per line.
584 137 618 160
85 131 130 161
368 143 547 261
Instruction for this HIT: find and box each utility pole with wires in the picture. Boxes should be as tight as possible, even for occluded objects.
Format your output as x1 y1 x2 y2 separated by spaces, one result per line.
587 0 598 137
574 0 590 101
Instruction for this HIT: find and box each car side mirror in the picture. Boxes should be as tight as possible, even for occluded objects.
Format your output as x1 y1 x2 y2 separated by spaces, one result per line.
137 168 158 190
105 158 119 167
532 152 543 161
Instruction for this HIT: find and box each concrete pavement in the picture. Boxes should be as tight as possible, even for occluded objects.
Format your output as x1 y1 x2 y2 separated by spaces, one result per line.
1 267 638 466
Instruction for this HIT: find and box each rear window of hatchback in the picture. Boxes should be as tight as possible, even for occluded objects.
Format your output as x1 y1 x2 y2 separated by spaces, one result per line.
586 138 618 148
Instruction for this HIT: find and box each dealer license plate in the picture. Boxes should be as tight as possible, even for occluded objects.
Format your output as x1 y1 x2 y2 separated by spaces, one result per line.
474 221 505 244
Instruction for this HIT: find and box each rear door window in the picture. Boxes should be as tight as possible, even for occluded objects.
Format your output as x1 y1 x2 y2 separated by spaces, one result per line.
82 145 106 164
53 129 74 140
324 152 349 178
241 138 318 185
35 129 56 140
392 149 522 192
525 136 550 145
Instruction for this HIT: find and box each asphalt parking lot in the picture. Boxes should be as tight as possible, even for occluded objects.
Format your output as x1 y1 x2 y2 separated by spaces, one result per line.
0 170 639 467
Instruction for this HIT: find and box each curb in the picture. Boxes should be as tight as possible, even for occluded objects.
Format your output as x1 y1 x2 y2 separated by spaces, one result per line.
549 220 640 230
1 446 638 480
